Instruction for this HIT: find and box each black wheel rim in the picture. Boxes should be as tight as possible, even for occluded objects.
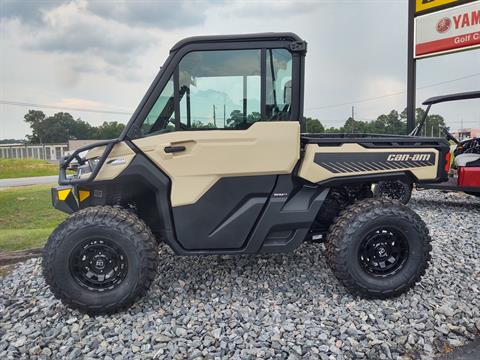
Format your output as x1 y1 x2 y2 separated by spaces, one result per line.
69 238 128 292
381 181 406 200
358 227 409 277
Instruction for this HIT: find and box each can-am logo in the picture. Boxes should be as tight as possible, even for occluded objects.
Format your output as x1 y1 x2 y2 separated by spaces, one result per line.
387 154 432 162
436 17 451 33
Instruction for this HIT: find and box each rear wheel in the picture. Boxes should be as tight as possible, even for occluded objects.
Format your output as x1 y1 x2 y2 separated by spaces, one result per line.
373 180 413 204
43 206 158 314
326 198 431 298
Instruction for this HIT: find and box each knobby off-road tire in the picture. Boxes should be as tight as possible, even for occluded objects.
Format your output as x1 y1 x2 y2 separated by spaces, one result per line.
42 206 159 315
373 180 413 204
326 198 431 299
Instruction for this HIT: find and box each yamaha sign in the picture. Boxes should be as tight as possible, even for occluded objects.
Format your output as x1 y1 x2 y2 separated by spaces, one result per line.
415 1 480 57
406 0 479 132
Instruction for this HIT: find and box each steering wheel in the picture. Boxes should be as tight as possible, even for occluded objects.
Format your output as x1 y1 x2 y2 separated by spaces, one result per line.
441 127 459 144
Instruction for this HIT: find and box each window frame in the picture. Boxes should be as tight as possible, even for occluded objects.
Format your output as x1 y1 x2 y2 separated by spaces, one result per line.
128 40 303 138
177 48 263 131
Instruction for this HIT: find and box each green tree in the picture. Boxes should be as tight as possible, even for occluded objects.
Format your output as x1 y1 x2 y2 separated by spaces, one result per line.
412 108 446 137
24 110 125 143
36 116 71 143
93 121 126 139
372 110 406 135
226 110 261 129
24 110 46 143
304 117 324 133
191 120 216 129
343 117 370 133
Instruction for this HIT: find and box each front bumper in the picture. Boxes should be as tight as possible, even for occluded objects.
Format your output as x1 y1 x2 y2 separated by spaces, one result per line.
51 186 92 214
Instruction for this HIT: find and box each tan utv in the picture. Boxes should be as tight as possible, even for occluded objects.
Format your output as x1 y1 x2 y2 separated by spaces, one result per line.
43 33 450 314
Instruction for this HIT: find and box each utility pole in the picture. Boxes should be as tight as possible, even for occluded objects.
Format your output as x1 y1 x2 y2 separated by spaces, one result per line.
351 106 355 133
407 0 416 133
213 105 217 128
223 103 226 128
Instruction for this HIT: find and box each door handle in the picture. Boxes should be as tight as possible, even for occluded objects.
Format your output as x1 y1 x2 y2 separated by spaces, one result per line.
164 145 186 153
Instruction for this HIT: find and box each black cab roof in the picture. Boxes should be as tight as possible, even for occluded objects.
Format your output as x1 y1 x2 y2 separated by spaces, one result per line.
170 32 303 53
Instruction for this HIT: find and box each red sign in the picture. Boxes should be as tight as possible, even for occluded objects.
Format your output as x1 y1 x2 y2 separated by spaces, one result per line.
415 1 480 57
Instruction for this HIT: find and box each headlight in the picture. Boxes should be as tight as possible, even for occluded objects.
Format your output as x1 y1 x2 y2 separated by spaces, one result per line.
75 157 99 178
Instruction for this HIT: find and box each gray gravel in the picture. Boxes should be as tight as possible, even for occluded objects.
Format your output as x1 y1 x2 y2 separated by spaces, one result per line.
1 190 479 359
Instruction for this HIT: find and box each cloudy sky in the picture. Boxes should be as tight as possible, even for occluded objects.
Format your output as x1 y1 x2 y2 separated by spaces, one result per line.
1 0 479 139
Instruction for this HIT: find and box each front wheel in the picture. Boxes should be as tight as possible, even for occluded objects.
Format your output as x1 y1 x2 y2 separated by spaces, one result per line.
373 180 413 204
326 198 431 298
42 206 159 315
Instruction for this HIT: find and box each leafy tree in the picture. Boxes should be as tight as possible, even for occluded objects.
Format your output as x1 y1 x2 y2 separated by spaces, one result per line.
24 110 46 143
23 110 125 143
92 121 125 139
191 120 216 129
36 116 71 143
373 110 406 135
226 110 261 129
410 108 447 137
304 117 324 133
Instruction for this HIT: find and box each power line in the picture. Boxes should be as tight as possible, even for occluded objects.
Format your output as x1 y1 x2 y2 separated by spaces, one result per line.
0 100 132 116
305 73 480 111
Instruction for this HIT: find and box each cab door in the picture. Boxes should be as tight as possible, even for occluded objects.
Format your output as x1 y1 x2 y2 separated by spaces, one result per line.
132 47 300 251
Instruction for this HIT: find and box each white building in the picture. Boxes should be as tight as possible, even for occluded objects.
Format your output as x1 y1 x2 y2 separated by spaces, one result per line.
0 143 69 161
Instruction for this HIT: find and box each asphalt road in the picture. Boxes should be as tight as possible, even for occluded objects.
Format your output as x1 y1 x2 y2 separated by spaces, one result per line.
0 175 58 188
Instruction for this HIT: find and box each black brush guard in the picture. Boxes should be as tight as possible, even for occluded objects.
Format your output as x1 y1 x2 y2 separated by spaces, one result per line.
59 139 119 185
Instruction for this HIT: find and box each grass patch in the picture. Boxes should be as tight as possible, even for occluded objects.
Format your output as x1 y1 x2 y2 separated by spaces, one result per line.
0 185 66 251
0 158 58 179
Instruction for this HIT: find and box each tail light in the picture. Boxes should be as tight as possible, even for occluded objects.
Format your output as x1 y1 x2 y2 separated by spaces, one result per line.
444 152 451 173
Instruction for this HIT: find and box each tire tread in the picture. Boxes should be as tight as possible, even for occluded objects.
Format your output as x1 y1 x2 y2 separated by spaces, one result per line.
325 198 431 298
42 205 159 315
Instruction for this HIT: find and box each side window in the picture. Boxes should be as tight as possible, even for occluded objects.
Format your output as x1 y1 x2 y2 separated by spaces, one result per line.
141 76 175 136
266 49 293 121
179 50 261 130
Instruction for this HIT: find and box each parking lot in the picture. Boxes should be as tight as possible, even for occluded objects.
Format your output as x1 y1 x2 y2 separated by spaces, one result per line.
1 190 479 359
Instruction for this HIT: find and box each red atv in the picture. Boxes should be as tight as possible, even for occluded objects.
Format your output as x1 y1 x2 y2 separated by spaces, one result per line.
374 91 480 204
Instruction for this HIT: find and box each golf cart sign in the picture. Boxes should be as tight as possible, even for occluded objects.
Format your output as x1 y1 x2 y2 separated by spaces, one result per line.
414 0 480 57
406 0 479 131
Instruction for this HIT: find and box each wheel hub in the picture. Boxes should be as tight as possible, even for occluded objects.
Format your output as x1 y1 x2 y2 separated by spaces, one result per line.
358 228 409 277
69 238 128 292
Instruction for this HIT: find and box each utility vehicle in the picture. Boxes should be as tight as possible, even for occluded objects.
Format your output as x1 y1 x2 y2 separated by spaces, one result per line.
374 91 480 204
43 33 450 314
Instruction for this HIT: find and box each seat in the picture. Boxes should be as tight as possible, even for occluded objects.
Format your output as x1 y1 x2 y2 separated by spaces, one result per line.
454 153 480 167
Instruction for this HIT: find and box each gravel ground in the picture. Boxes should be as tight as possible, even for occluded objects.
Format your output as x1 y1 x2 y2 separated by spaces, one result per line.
1 190 479 359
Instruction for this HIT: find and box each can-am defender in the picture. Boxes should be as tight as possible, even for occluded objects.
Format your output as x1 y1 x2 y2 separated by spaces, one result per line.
374 91 480 204
43 33 450 314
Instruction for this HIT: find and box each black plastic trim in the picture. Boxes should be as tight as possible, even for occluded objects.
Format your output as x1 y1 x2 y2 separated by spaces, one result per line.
422 90 480 105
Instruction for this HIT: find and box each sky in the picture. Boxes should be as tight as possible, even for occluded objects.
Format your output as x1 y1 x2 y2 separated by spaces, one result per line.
0 0 479 139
